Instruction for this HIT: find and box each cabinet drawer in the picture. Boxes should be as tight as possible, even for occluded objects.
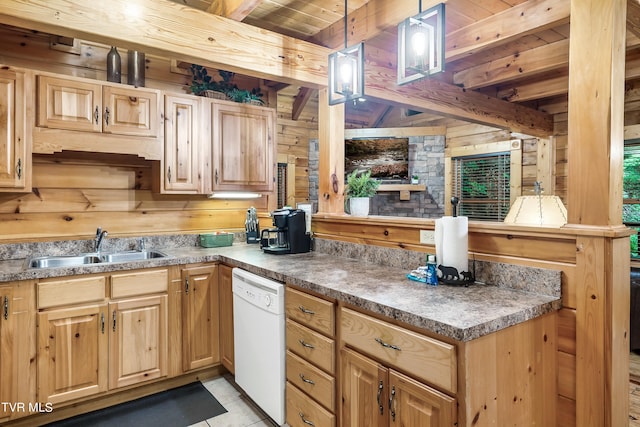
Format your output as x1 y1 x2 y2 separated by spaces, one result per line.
287 319 335 374
286 287 335 337
341 307 457 393
286 382 335 427
286 350 335 412
38 275 106 309
111 269 168 298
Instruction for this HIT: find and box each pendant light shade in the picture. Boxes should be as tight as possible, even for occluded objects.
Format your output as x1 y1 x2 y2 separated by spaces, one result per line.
328 0 365 105
328 42 365 105
397 3 445 85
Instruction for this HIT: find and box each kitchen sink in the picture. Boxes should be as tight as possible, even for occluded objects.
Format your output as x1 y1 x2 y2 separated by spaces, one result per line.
27 254 103 269
26 250 168 269
99 250 168 263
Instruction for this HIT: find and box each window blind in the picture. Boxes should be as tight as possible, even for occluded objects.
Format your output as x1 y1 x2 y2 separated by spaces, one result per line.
452 152 511 221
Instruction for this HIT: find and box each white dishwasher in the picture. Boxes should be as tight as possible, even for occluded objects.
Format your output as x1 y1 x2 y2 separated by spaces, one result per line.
232 268 285 426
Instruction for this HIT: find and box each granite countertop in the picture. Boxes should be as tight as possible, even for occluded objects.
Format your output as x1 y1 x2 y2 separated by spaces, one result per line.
0 243 561 342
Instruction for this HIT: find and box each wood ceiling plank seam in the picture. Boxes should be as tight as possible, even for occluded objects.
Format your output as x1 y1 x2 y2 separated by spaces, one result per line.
628 0 640 39
445 0 571 62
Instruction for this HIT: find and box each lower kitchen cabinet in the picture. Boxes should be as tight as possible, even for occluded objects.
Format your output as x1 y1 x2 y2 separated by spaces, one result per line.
218 264 234 373
38 303 109 404
0 280 36 423
181 264 220 372
341 347 456 427
37 269 170 405
108 294 168 389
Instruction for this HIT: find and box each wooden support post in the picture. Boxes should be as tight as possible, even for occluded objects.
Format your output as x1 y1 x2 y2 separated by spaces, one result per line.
567 1 629 426
317 89 345 214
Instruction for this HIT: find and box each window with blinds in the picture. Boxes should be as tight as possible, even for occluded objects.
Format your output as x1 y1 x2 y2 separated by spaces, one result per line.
452 152 511 221
624 142 640 258
277 162 288 208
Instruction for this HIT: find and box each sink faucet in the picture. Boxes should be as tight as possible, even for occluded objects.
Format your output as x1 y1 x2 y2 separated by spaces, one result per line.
95 227 108 253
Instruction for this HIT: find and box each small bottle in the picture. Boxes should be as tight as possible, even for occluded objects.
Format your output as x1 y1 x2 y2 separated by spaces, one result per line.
425 255 438 286
106 46 121 83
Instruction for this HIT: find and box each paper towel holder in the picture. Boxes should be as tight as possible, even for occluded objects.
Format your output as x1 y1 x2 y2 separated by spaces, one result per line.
437 197 475 286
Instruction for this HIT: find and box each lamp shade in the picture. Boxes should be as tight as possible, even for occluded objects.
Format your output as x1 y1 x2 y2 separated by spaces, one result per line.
503 195 568 227
328 42 365 105
397 3 445 85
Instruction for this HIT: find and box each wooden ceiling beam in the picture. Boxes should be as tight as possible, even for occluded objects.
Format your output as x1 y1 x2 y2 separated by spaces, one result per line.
628 0 640 39
364 62 553 137
0 0 329 88
206 0 263 21
0 0 553 135
310 0 443 49
369 104 393 128
292 87 315 120
446 0 570 62
454 39 569 89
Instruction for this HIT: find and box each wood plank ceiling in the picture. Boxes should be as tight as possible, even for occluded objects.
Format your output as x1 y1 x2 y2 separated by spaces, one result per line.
91 0 640 131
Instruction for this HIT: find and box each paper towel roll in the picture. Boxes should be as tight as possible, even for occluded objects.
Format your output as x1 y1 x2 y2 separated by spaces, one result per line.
435 216 469 274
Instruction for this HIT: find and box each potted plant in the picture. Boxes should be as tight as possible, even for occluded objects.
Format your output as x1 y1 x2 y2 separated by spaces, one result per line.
189 65 264 104
346 170 380 217
411 174 419 184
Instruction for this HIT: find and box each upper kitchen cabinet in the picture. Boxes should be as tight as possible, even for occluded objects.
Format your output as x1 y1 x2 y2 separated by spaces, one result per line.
208 100 275 192
0 67 32 193
34 73 163 160
154 94 207 194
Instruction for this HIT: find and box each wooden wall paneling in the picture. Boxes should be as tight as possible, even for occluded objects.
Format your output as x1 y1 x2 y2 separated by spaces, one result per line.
557 308 576 355
609 237 631 427
557 351 576 400
167 265 183 377
537 137 556 195
317 89 344 214
557 395 577 427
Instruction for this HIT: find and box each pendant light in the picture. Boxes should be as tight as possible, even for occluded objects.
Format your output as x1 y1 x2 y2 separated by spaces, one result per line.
328 0 365 105
397 2 445 85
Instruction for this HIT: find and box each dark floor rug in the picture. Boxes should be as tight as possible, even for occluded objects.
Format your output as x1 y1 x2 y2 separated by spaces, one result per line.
46 382 227 427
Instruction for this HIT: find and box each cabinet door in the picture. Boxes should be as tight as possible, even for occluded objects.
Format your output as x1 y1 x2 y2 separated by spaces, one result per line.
389 369 457 427
0 69 30 191
163 94 202 193
103 85 159 137
218 264 234 373
37 75 102 132
341 347 388 427
37 304 109 404
211 101 275 191
182 265 220 371
108 295 168 389
0 286 14 420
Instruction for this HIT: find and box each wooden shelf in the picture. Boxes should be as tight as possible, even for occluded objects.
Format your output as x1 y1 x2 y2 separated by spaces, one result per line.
377 184 426 201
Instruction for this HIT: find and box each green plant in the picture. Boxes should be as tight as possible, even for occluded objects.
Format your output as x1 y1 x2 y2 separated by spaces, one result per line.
189 64 264 104
346 170 380 198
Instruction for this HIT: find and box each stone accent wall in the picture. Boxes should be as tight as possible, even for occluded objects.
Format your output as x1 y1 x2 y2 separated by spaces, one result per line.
308 135 445 218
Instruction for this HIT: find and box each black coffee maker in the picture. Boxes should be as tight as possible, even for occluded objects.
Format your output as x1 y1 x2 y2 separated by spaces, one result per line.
260 208 311 254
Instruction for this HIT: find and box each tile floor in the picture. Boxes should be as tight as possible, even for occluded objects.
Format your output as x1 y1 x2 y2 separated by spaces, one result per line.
191 374 277 427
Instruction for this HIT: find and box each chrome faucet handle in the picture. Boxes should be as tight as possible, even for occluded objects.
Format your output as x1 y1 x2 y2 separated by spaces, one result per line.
96 227 102 237
138 237 146 251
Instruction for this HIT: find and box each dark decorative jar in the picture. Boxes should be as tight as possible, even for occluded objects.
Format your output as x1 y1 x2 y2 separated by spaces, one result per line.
106 46 121 83
127 50 145 87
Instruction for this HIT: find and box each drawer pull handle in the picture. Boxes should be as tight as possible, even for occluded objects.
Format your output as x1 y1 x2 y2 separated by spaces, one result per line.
112 310 117 332
377 380 384 415
298 339 315 349
299 412 315 426
389 385 396 421
101 312 105 334
375 337 401 351
3 295 8 320
299 373 315 385
298 305 315 315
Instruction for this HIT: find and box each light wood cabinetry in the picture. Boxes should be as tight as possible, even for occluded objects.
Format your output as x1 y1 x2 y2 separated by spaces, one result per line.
34 73 163 159
285 287 337 427
0 280 36 423
181 264 220 372
341 348 456 427
340 307 457 427
37 269 169 405
155 94 207 194
218 264 234 373
0 67 32 192
208 100 276 192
